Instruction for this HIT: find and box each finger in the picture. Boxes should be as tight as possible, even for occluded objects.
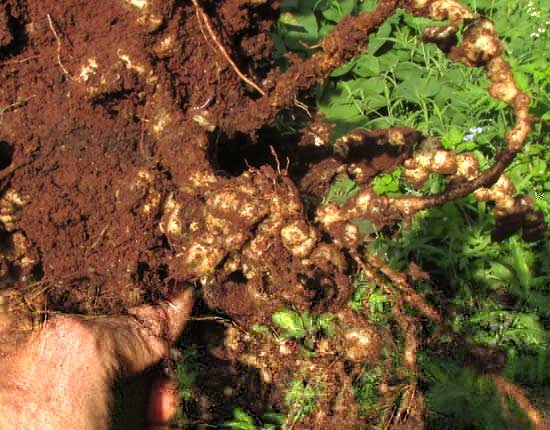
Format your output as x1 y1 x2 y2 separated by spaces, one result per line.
104 288 195 375
162 287 195 341
147 377 179 426
128 287 195 342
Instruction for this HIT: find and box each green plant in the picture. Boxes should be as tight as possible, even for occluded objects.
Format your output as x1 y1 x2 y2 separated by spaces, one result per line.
272 309 335 350
174 346 204 402
225 409 284 430
353 365 384 415
283 0 550 426
422 356 510 430
323 174 359 206
225 380 321 430
284 378 323 427
351 274 391 324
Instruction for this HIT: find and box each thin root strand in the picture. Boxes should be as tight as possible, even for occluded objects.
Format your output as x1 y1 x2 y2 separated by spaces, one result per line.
190 0 265 96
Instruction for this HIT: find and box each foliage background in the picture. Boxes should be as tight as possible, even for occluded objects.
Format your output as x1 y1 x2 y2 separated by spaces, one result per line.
275 0 550 427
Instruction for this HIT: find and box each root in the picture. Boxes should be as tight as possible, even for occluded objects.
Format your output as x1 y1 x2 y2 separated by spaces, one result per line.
221 0 400 134
364 252 441 322
347 247 439 322
492 374 546 430
1 1 543 428
191 0 265 96
85 224 110 256
346 247 548 430
0 55 40 68
0 95 36 120
349 248 424 428
349 248 419 373
46 14 74 80
349 249 544 428
314 9 535 237
391 148 524 216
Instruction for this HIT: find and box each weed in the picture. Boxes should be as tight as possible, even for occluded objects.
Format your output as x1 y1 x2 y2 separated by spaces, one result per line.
284 378 323 428
225 408 284 430
351 274 391 325
353 365 384 415
272 309 335 350
323 174 359 206
223 378 321 430
174 346 204 402
421 356 509 430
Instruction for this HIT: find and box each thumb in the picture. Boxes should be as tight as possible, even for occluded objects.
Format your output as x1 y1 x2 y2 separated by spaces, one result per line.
101 288 195 376
130 287 196 342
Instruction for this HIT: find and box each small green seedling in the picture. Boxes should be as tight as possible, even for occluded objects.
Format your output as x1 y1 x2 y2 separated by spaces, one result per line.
272 309 335 350
225 408 283 430
353 365 383 415
284 378 323 428
323 175 359 206
174 346 204 402
351 274 391 324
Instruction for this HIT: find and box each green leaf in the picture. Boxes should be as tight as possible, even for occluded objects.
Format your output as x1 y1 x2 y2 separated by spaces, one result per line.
444 68 465 85
225 408 256 430
345 76 387 94
373 169 402 195
331 59 356 77
316 313 335 337
324 175 359 206
322 0 355 22
509 238 532 289
301 311 315 332
357 0 379 12
378 51 400 69
369 19 393 55
489 261 514 282
393 62 424 82
402 13 445 29
441 127 465 150
353 55 380 77
272 310 307 338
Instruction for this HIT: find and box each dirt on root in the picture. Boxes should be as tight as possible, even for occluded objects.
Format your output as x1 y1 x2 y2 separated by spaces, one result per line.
0 0 406 428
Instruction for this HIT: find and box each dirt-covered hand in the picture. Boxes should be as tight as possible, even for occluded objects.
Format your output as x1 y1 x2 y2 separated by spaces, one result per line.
0 288 194 430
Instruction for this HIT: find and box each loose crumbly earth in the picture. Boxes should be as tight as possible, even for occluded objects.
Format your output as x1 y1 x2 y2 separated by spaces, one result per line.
0 0 545 429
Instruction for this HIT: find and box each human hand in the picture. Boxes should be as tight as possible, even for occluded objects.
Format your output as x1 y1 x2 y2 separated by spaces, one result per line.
0 288 195 430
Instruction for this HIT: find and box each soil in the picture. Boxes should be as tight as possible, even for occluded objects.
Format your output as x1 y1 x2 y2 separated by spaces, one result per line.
0 0 285 314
